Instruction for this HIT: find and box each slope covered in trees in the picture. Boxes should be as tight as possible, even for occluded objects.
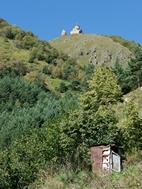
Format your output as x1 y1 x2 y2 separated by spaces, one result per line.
0 18 96 93
0 18 142 188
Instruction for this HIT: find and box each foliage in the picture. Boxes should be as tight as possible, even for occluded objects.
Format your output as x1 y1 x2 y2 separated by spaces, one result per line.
0 126 60 189
60 106 119 167
42 65 50 74
112 57 132 94
69 80 80 90
83 64 95 75
29 152 142 189
4 27 15 39
120 99 142 151
0 18 9 28
127 46 142 88
109 35 139 53
0 73 41 110
60 58 79 81
112 46 142 94
81 64 122 112
56 82 68 93
1 17 142 189
60 65 122 167
0 69 80 188
0 18 98 93
0 71 79 149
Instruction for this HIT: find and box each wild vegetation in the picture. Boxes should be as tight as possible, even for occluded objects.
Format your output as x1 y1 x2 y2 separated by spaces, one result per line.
0 18 142 189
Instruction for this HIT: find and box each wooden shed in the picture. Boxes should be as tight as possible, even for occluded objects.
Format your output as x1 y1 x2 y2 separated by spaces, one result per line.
90 144 122 172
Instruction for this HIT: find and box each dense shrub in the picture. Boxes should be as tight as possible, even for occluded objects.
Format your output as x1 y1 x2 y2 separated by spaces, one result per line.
56 82 68 93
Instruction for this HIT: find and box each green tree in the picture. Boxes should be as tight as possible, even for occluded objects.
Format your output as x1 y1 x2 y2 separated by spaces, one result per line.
112 57 132 94
0 127 60 189
42 65 50 74
22 35 37 49
60 106 119 166
60 65 122 167
5 28 15 39
57 82 68 93
80 65 122 112
69 80 80 90
127 46 142 88
120 99 142 152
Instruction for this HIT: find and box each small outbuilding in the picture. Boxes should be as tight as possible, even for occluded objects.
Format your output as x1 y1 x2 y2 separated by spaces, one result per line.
90 144 122 172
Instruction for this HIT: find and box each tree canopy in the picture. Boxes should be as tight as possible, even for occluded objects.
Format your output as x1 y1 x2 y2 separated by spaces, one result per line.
80 64 122 112
60 65 123 167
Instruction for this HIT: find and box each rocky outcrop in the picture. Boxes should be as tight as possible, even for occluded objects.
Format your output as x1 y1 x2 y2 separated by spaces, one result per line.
50 34 134 67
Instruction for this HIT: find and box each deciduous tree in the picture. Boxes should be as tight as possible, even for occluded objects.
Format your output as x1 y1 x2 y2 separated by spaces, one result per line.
60 65 122 166
120 99 142 151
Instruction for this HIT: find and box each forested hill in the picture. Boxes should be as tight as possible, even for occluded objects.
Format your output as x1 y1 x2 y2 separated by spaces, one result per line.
0 18 141 94
0 18 142 189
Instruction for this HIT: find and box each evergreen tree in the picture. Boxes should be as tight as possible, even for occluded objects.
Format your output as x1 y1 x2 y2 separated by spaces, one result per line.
112 57 132 94
127 46 142 88
57 82 68 93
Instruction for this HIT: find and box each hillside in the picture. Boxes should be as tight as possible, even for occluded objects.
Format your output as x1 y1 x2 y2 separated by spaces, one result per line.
1 18 142 189
0 18 140 93
50 33 137 67
50 33 142 97
0 18 81 92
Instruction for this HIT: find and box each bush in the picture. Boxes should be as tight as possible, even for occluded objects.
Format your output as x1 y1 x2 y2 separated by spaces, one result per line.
56 82 68 93
69 80 80 90
29 54 35 63
42 65 50 74
5 28 15 39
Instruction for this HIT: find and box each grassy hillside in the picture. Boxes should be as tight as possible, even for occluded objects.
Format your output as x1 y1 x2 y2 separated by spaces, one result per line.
0 18 140 93
109 35 139 53
0 18 83 93
50 34 137 67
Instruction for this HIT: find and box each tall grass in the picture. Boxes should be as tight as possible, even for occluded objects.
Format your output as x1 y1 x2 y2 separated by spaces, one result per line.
29 152 142 189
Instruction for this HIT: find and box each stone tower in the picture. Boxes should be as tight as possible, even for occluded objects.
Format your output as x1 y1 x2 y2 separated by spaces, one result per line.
70 24 83 34
61 29 67 36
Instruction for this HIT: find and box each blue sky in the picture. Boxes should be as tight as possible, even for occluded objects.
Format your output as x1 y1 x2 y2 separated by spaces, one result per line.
0 0 142 44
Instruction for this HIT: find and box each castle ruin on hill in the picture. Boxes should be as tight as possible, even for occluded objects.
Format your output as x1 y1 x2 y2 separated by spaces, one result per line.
61 24 83 36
